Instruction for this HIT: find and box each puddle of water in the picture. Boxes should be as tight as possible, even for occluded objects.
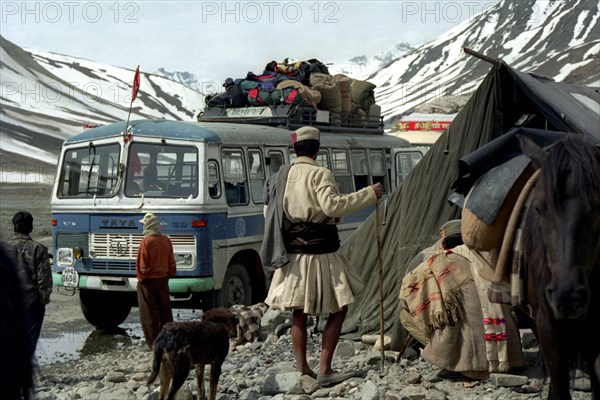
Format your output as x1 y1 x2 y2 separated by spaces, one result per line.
36 308 204 366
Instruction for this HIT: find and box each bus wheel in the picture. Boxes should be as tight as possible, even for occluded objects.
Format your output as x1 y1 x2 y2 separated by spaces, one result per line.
79 289 132 329
217 263 252 308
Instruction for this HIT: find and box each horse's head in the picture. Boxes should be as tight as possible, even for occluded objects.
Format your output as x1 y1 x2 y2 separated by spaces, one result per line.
519 133 600 320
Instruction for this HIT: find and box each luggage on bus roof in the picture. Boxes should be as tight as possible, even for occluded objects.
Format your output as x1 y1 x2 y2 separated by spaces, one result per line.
197 57 384 135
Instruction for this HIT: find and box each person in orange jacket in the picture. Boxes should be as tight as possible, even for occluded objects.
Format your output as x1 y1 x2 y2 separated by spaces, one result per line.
136 212 176 348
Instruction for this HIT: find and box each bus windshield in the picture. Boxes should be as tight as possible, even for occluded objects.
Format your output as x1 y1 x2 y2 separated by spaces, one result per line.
57 143 120 197
125 143 199 198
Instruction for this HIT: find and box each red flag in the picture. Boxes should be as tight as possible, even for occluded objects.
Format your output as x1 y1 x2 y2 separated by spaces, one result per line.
131 65 141 101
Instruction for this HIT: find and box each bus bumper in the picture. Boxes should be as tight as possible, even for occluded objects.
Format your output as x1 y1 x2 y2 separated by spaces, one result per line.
52 273 214 293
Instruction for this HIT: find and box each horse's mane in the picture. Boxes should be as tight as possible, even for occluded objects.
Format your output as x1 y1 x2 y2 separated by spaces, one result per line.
522 133 600 283
540 134 600 207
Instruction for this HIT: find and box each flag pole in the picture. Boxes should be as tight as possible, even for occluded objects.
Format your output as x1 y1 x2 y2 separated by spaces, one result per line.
124 65 140 139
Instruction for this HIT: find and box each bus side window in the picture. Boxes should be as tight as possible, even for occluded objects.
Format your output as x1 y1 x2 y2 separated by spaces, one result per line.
316 149 330 169
332 149 353 194
222 149 248 206
351 149 370 190
287 149 329 169
369 149 389 193
267 151 284 175
288 149 296 165
396 151 423 185
207 160 221 198
248 149 265 204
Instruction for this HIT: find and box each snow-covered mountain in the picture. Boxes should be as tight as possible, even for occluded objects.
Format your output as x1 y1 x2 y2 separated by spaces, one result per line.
1 0 598 181
154 67 217 94
329 43 415 80
372 0 599 124
0 35 206 179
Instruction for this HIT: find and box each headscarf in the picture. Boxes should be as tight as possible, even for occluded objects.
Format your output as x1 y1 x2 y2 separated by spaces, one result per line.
139 212 160 236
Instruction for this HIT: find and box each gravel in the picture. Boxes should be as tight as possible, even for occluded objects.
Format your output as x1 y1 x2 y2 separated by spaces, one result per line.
32 299 593 400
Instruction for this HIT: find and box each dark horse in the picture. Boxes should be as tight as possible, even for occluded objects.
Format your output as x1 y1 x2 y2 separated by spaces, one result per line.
519 133 600 399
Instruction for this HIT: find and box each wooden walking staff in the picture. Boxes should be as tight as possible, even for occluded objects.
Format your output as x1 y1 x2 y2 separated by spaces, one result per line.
375 197 387 375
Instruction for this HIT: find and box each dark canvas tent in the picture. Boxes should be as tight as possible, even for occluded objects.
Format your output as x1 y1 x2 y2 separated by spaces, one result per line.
340 56 600 340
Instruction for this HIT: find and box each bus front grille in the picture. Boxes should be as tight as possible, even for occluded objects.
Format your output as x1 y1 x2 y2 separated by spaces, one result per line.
90 233 196 258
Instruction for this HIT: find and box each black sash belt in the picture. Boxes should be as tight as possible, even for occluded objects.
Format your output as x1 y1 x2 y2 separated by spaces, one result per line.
282 221 340 254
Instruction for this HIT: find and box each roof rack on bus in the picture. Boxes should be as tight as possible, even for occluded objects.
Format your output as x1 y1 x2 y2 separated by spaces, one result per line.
197 105 385 135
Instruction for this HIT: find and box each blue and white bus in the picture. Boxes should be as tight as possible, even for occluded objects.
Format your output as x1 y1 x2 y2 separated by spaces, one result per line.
51 116 422 328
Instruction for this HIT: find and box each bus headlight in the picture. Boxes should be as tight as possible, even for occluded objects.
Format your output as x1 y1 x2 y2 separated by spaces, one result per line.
57 248 74 267
57 246 85 267
174 253 194 268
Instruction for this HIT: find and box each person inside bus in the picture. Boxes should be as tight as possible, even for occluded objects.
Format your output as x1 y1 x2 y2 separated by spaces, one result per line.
136 212 176 348
262 126 384 387
142 165 165 192
126 180 142 196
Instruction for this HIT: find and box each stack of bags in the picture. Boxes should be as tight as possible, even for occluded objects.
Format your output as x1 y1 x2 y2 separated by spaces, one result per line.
205 58 380 127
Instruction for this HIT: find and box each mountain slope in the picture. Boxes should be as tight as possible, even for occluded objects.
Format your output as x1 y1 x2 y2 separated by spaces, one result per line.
1 0 598 180
329 43 415 80
371 0 599 123
0 35 205 175
154 67 217 94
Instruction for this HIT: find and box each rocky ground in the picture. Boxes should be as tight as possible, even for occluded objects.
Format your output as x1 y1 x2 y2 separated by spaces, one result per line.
1 184 592 399
29 293 593 400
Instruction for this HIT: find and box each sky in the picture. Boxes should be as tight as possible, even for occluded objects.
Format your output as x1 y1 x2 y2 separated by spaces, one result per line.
1 1 501 86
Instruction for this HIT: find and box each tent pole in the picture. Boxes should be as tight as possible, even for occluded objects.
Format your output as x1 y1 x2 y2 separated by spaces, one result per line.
463 48 502 67
375 198 387 375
